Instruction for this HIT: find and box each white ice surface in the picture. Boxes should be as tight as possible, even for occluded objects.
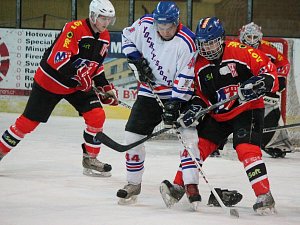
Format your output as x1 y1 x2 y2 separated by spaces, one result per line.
0 112 299 225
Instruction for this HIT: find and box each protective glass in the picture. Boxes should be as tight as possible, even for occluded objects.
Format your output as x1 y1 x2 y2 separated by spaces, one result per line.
96 15 116 26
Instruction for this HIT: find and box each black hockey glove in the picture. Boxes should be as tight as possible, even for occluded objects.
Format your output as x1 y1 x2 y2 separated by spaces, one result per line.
238 76 266 101
127 58 155 82
208 188 243 207
177 104 203 128
162 101 181 128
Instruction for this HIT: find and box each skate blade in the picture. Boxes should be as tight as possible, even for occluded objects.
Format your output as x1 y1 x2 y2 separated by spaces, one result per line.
256 206 277 215
159 183 178 208
118 195 138 205
190 201 201 211
83 168 111 177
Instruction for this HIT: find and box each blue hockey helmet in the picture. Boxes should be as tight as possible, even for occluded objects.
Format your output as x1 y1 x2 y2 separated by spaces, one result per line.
153 1 180 25
195 17 225 60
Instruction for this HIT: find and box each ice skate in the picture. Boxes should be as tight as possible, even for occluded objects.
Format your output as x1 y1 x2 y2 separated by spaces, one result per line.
117 183 141 205
207 188 243 207
253 191 276 215
159 180 185 208
82 144 112 177
264 140 295 158
210 149 221 157
185 184 201 211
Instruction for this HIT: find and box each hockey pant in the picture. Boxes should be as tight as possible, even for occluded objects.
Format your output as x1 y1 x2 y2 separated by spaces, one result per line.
0 108 105 158
174 140 270 197
124 131 147 185
263 102 293 151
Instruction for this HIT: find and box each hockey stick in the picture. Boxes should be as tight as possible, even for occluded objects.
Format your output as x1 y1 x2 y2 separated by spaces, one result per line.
263 122 300 133
147 82 239 218
175 129 239 218
94 128 170 152
94 88 239 152
92 86 132 109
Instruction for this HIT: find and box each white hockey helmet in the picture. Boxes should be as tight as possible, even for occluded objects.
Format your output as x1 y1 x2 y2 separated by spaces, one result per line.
239 22 263 48
89 0 116 25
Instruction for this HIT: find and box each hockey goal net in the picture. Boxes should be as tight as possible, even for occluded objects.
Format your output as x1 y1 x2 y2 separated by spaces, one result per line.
266 37 300 146
153 37 300 145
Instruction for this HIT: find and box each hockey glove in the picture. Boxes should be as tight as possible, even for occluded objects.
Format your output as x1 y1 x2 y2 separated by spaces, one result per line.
238 76 266 101
97 83 118 106
162 100 181 128
208 188 243 207
73 65 93 92
177 104 202 128
127 57 155 82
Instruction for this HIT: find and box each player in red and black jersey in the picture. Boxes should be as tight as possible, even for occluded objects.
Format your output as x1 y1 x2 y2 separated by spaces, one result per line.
0 0 118 177
161 17 278 214
239 22 293 158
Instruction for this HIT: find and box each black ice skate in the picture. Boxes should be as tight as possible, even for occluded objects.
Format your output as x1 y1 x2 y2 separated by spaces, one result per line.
207 188 243 207
159 180 185 208
210 149 221 157
185 184 202 210
117 183 141 205
253 191 276 215
82 144 112 177
263 134 295 158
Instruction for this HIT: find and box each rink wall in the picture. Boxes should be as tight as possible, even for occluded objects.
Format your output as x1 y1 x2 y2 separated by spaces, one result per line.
0 90 134 120
1 28 300 121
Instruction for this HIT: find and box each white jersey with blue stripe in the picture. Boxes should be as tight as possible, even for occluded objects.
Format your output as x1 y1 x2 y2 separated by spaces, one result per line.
122 14 196 101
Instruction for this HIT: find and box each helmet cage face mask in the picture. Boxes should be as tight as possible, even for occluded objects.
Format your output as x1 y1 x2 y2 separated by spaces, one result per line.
196 37 224 60
195 17 225 60
239 22 262 48
89 0 116 26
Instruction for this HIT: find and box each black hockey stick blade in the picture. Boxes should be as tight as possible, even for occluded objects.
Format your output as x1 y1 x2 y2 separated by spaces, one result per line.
263 122 300 133
94 128 170 152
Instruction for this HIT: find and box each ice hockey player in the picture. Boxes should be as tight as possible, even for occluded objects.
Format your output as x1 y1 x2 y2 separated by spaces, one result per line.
0 0 118 177
239 22 294 158
161 17 278 215
116 1 197 205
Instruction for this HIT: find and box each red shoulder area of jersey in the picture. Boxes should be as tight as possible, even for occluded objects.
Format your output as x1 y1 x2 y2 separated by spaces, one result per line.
224 40 269 64
258 40 278 59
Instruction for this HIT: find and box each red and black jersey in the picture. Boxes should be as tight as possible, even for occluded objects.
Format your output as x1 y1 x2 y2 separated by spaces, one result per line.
194 40 278 122
258 40 290 78
34 18 110 94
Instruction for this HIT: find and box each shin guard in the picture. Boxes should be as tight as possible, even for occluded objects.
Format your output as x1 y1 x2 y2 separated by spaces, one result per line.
82 108 105 158
0 115 39 155
236 143 270 196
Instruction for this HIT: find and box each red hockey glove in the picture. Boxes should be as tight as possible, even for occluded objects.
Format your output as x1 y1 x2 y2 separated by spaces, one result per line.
73 65 92 92
97 83 118 106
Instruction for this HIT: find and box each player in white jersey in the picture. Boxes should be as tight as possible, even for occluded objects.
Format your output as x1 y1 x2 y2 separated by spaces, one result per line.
116 1 196 204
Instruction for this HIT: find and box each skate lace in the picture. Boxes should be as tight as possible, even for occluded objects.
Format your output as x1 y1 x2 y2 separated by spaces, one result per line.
123 184 141 194
256 192 274 205
89 158 105 168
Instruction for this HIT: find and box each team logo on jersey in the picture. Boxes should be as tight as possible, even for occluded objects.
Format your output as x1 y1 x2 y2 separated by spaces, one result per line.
72 58 97 70
227 63 238 77
54 51 71 63
128 27 135 33
216 85 238 112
